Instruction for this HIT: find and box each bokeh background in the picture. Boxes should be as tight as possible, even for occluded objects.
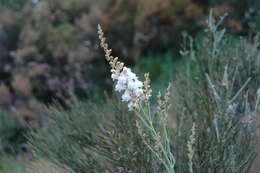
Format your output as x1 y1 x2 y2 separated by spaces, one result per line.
0 0 259 172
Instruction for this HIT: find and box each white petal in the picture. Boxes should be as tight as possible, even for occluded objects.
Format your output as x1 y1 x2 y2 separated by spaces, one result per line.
128 71 137 79
134 88 143 97
128 102 134 111
111 74 119 80
115 83 124 92
128 80 143 90
118 75 127 84
122 91 131 102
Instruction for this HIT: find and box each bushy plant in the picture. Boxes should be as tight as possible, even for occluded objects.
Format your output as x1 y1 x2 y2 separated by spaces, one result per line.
30 98 164 172
29 13 259 173
172 11 260 173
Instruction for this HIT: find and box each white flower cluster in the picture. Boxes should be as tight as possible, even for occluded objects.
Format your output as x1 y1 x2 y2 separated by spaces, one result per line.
111 67 149 110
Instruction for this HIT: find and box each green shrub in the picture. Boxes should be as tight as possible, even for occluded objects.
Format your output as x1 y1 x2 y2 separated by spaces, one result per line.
172 11 259 173
30 98 163 172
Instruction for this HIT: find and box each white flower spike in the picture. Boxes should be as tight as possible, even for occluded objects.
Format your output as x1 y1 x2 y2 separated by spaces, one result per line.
98 25 152 111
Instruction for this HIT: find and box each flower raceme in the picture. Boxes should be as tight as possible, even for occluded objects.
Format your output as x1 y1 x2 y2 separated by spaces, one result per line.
98 25 176 173
98 25 152 110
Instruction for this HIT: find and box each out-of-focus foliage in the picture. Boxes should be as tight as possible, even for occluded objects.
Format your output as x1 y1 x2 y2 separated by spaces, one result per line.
100 0 203 62
0 0 28 9
0 0 105 128
100 0 260 61
0 157 25 173
0 111 27 154
0 0 259 150
134 51 181 101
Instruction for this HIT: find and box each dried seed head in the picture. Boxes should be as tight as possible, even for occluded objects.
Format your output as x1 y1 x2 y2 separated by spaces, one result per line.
157 91 163 113
136 120 149 147
154 134 161 152
143 73 152 101
187 123 196 160
98 24 121 69
156 82 172 114
164 82 172 105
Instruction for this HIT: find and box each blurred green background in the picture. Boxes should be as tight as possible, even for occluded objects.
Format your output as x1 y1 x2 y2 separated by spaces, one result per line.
0 0 259 172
